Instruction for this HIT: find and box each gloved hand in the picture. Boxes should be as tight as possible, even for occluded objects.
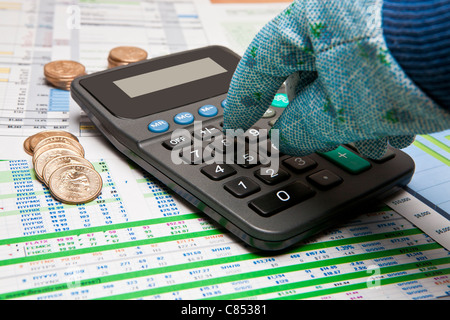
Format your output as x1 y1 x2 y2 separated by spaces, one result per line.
223 0 450 159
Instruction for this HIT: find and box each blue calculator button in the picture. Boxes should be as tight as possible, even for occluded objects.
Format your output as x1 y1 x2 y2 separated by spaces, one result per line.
148 120 169 133
221 99 227 108
174 112 194 125
198 105 218 117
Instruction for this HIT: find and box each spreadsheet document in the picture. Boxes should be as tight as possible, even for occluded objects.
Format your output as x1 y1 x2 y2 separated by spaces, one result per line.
0 0 448 300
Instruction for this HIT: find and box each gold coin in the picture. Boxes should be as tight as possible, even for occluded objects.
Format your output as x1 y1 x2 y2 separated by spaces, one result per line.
48 164 102 204
33 143 84 166
23 135 34 156
29 130 78 153
33 147 81 182
34 136 84 156
44 60 86 80
42 155 93 185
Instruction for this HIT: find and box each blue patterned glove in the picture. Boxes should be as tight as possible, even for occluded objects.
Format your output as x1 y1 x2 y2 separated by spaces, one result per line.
223 0 450 159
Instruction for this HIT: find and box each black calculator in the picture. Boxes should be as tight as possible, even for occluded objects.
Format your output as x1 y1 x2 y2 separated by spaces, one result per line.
71 46 415 251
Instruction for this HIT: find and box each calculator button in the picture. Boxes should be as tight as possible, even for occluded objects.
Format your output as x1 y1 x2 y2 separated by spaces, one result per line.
262 107 276 118
235 149 261 168
249 181 315 217
283 156 317 173
148 120 169 133
221 99 227 108
193 125 221 140
245 127 269 146
207 136 233 154
258 139 281 157
179 145 213 164
198 104 218 117
224 177 260 198
254 167 290 185
319 146 371 174
246 127 264 139
307 170 342 190
162 135 191 150
232 140 268 168
173 112 194 125
271 93 289 108
201 164 236 181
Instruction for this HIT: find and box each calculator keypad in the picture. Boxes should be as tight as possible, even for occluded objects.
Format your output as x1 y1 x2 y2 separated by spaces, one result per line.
159 102 397 220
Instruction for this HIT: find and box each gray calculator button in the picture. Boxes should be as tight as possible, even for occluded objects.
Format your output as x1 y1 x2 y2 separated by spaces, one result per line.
255 167 290 185
246 127 264 139
207 136 233 154
262 107 276 118
201 164 236 180
179 145 213 164
283 156 317 173
258 139 281 157
224 177 260 198
249 181 315 217
193 125 221 140
235 149 261 168
307 170 342 190
162 135 191 150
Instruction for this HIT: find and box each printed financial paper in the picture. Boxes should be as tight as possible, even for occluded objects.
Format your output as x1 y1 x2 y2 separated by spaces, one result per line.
0 0 449 300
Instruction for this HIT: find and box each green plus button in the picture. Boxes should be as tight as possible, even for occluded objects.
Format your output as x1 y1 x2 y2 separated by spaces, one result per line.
271 93 289 108
319 146 371 174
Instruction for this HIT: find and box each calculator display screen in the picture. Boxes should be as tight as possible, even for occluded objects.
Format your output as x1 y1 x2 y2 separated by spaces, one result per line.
113 58 227 98
79 46 239 119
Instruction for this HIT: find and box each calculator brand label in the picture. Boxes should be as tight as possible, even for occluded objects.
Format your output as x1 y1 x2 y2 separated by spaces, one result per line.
169 121 280 175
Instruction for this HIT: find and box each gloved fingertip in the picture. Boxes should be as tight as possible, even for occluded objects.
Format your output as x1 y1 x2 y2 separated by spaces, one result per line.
355 139 388 160
388 135 416 149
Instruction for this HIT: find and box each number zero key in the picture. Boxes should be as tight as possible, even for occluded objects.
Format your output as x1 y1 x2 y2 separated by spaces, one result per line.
249 181 315 217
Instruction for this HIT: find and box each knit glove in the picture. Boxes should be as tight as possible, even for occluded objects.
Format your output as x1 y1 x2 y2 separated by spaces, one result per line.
223 0 450 159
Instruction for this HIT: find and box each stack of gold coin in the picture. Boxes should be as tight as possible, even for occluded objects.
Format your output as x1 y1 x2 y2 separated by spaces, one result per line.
44 60 86 90
23 130 102 204
107 46 148 68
